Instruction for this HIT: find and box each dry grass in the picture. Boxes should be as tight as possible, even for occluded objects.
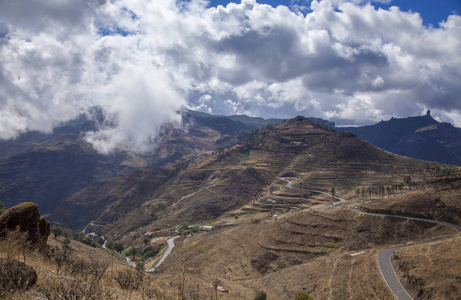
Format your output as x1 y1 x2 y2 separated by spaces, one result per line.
393 233 461 300
155 206 443 299
362 176 461 225
0 236 187 299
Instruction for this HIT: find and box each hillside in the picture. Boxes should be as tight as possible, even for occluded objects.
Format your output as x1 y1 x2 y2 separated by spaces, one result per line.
1 116 460 299
0 109 274 214
341 112 461 165
150 173 461 299
186 110 335 132
54 116 444 245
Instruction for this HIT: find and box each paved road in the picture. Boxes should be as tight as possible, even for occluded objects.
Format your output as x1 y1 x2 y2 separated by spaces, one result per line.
375 214 461 300
353 209 461 232
146 236 180 272
280 177 461 300
378 247 414 300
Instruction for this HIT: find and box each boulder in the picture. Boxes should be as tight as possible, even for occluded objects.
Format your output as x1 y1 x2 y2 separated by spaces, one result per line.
0 202 50 251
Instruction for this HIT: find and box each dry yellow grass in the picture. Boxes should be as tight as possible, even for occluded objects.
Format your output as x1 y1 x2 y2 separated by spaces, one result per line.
0 236 188 299
393 233 461 300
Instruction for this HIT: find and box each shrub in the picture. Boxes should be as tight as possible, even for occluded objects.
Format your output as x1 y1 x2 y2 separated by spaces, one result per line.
51 226 63 239
82 236 98 248
72 232 84 242
39 276 117 300
105 240 115 250
295 291 313 300
66 258 108 283
141 245 161 259
254 290 267 300
113 268 146 291
114 242 124 253
0 258 37 296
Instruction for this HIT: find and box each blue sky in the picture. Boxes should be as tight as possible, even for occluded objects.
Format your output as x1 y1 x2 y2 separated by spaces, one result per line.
209 0 461 27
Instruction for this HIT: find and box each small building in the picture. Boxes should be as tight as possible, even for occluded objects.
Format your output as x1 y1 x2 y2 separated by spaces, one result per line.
144 231 154 236
200 225 213 231
217 286 229 293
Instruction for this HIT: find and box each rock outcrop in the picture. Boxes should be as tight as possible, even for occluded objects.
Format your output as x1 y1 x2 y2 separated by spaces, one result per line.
0 202 50 251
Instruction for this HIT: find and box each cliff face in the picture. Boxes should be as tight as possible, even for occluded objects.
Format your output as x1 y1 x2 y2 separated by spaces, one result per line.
393 122 461 165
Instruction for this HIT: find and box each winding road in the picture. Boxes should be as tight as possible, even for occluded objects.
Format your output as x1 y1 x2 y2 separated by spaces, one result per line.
279 177 345 206
145 236 180 272
81 221 180 271
279 177 461 300
374 214 461 300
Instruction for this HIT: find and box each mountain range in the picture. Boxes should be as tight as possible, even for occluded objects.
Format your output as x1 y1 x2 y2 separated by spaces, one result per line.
0 108 459 222
341 111 461 165
1 109 460 299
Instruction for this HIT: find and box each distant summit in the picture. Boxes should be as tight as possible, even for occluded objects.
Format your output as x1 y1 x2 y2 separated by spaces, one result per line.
341 113 461 165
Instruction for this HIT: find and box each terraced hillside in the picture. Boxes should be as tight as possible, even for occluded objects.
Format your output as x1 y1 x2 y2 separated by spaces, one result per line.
2 116 460 299
56 116 443 247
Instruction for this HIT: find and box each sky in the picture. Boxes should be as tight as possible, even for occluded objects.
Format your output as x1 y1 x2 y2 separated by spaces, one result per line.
0 0 460 153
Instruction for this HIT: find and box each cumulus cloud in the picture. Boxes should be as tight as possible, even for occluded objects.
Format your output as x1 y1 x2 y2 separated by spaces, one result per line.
0 0 460 153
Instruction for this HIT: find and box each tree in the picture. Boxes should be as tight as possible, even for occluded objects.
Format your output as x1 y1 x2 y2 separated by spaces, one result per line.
96 236 105 246
72 231 84 242
51 226 63 239
124 246 138 259
355 188 360 199
254 291 267 300
61 236 71 258
114 242 124 253
105 240 115 250
143 237 150 246
294 291 313 300
0 202 5 215
212 277 221 300
217 147 225 157
330 187 336 198
82 236 96 247
403 175 412 189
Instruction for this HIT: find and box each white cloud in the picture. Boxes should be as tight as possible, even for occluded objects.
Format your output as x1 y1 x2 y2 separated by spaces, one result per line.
0 0 460 151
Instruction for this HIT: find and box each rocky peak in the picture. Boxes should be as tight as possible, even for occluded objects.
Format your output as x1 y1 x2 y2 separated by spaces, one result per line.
0 202 50 251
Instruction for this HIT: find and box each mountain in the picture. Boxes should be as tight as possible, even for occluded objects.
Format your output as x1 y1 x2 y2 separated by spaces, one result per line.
1 115 459 299
0 108 334 215
340 111 461 165
49 116 441 244
185 109 335 133
0 110 240 213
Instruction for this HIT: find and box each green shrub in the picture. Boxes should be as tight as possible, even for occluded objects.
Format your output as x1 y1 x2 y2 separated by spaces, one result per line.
51 226 63 239
254 290 267 300
294 291 313 300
